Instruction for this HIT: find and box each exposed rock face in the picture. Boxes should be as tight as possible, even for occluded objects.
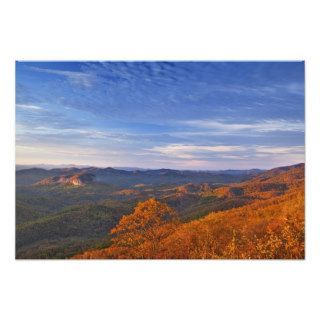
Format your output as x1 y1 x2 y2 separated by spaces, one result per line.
36 173 95 186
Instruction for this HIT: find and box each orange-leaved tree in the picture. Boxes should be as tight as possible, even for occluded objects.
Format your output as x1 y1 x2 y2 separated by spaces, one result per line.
110 198 179 258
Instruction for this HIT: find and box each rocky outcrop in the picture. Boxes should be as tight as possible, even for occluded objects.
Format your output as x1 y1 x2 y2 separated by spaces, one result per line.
35 173 95 186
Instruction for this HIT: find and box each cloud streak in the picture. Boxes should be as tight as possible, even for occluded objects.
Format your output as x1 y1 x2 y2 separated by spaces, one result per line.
182 119 304 133
144 143 304 162
149 144 245 154
146 144 247 160
16 104 43 111
30 67 96 87
255 146 304 154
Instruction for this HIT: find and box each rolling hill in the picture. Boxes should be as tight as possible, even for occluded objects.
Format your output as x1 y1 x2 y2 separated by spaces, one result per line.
73 163 304 259
15 163 303 259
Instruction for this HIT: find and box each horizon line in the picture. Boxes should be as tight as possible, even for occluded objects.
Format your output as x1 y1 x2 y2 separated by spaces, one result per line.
15 162 305 172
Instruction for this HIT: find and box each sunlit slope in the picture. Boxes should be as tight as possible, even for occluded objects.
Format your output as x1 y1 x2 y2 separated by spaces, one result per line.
75 164 304 259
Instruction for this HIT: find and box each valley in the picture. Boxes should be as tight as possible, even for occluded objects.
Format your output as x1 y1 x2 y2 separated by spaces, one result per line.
16 163 304 259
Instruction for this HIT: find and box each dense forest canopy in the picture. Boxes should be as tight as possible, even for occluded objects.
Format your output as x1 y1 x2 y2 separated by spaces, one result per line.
15 163 304 259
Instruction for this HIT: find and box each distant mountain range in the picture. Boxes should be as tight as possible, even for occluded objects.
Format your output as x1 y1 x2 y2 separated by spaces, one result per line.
16 166 265 187
16 164 154 171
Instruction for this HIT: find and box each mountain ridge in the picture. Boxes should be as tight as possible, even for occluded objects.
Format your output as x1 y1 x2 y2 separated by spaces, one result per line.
25 164 303 188
17 166 267 187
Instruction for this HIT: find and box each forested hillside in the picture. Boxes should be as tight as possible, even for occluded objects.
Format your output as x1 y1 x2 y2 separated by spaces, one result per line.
73 163 304 259
16 166 262 258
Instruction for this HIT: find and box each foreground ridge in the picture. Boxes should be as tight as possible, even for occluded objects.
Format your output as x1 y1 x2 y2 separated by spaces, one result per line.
73 163 304 259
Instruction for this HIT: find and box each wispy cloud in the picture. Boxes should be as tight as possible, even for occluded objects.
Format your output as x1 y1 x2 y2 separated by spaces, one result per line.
29 127 117 139
30 67 96 87
182 119 304 133
255 145 304 154
16 104 43 111
144 143 304 163
150 144 245 153
146 144 245 159
211 82 304 97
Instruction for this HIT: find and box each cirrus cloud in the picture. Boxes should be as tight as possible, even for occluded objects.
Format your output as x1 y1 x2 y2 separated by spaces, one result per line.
182 119 304 133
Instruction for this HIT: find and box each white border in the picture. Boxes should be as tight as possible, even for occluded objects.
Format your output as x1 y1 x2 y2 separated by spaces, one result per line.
1 1 319 319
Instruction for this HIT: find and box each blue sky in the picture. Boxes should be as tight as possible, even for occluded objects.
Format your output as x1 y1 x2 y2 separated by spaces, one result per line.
16 61 304 169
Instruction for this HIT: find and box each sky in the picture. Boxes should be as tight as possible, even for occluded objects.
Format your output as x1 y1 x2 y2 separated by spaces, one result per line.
16 61 305 170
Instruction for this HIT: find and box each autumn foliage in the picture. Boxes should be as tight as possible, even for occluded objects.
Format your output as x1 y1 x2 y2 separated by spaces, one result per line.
159 188 304 259
107 198 179 258
73 164 304 259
